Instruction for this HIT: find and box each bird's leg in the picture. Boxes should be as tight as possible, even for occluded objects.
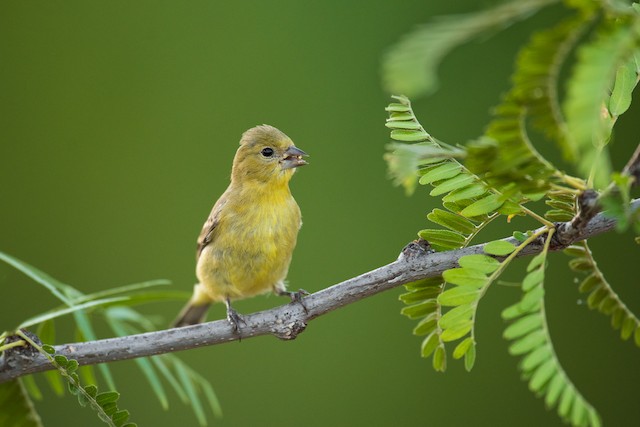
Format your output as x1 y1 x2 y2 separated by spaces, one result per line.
275 288 310 313
224 297 245 334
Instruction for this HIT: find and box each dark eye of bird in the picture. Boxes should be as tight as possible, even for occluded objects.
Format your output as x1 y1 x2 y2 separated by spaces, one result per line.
261 147 274 157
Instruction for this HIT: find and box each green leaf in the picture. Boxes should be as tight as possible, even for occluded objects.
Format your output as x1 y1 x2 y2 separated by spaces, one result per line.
427 209 477 234
421 331 441 358
545 209 574 222
458 254 501 274
73 279 172 304
501 304 521 320
404 276 445 291
545 373 566 408
611 308 625 330
413 315 438 336
66 360 79 373
439 304 474 330
522 268 545 292
385 102 411 112
84 385 98 398
0 380 43 427
571 398 586 427
440 321 473 342
385 119 422 130
385 144 421 195
429 174 476 197
400 299 437 319
521 344 551 371
101 401 118 416
432 345 447 372
609 50 639 116
512 231 528 242
503 313 543 339
381 0 557 97
96 391 120 406
442 268 488 287
620 316 637 340
442 183 488 203
151 356 188 403
419 163 462 185
568 257 591 271
418 229 466 250
460 193 504 217
112 410 130 427
0 251 73 305
484 240 516 256
41 345 55 354
587 287 608 309
518 284 545 312
390 129 429 142
438 286 481 306
464 341 476 371
529 358 556 391
527 253 546 272
509 330 547 355
558 385 575 419
18 297 129 329
399 287 442 304
546 199 574 212
54 355 69 368
175 361 207 427
453 337 474 359
199 379 224 419
578 274 600 293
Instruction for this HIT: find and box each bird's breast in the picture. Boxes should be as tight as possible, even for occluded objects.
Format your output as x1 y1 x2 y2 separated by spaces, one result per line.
196 189 301 300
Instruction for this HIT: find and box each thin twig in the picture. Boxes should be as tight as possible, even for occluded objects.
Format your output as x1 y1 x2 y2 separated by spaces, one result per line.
0 199 638 384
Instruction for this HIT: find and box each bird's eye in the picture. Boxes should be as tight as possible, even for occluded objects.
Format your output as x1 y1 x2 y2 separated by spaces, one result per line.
261 147 274 157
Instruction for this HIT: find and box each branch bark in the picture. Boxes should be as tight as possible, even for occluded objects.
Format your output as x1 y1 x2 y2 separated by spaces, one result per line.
1 199 638 384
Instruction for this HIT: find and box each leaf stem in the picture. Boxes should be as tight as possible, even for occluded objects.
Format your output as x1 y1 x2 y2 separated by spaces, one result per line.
0 340 26 353
14 330 118 427
483 227 552 297
521 206 555 227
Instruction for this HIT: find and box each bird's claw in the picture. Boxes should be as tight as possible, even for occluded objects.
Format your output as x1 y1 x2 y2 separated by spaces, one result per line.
278 288 310 313
225 304 246 335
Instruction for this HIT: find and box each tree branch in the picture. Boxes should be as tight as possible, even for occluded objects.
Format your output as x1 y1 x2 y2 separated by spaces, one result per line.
1 199 638 384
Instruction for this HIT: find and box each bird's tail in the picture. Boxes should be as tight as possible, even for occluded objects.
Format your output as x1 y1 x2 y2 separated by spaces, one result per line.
172 300 211 327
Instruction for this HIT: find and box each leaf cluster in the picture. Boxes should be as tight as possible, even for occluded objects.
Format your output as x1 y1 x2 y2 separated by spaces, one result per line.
502 235 601 427
565 243 640 345
383 1 640 425
0 252 220 426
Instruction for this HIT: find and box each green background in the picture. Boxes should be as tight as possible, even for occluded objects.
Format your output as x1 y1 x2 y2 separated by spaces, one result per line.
1 1 638 426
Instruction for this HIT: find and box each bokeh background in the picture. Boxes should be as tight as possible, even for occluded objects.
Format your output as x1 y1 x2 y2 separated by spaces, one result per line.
1 1 639 426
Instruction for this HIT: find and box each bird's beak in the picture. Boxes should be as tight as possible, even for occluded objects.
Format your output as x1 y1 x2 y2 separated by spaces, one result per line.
281 146 309 169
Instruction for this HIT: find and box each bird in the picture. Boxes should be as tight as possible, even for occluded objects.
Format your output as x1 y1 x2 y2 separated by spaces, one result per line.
173 125 308 330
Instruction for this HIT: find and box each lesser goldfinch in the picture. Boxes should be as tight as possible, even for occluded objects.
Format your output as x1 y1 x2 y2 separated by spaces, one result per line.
173 125 308 329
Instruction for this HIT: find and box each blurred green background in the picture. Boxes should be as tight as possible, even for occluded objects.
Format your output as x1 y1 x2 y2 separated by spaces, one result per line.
1 1 639 426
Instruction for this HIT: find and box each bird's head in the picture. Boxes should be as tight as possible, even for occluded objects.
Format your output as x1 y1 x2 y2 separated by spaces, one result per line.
231 125 308 184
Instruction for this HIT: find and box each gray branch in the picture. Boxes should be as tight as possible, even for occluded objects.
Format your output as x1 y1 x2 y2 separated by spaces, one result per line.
1 199 638 384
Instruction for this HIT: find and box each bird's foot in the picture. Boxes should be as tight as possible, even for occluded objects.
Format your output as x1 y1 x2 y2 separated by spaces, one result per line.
224 299 246 335
226 307 246 334
277 288 310 313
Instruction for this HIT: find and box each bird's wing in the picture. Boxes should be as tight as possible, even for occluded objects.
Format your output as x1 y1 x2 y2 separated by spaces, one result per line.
196 195 227 261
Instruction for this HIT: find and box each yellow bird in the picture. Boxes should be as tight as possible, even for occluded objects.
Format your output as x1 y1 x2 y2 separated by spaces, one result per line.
173 125 308 329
